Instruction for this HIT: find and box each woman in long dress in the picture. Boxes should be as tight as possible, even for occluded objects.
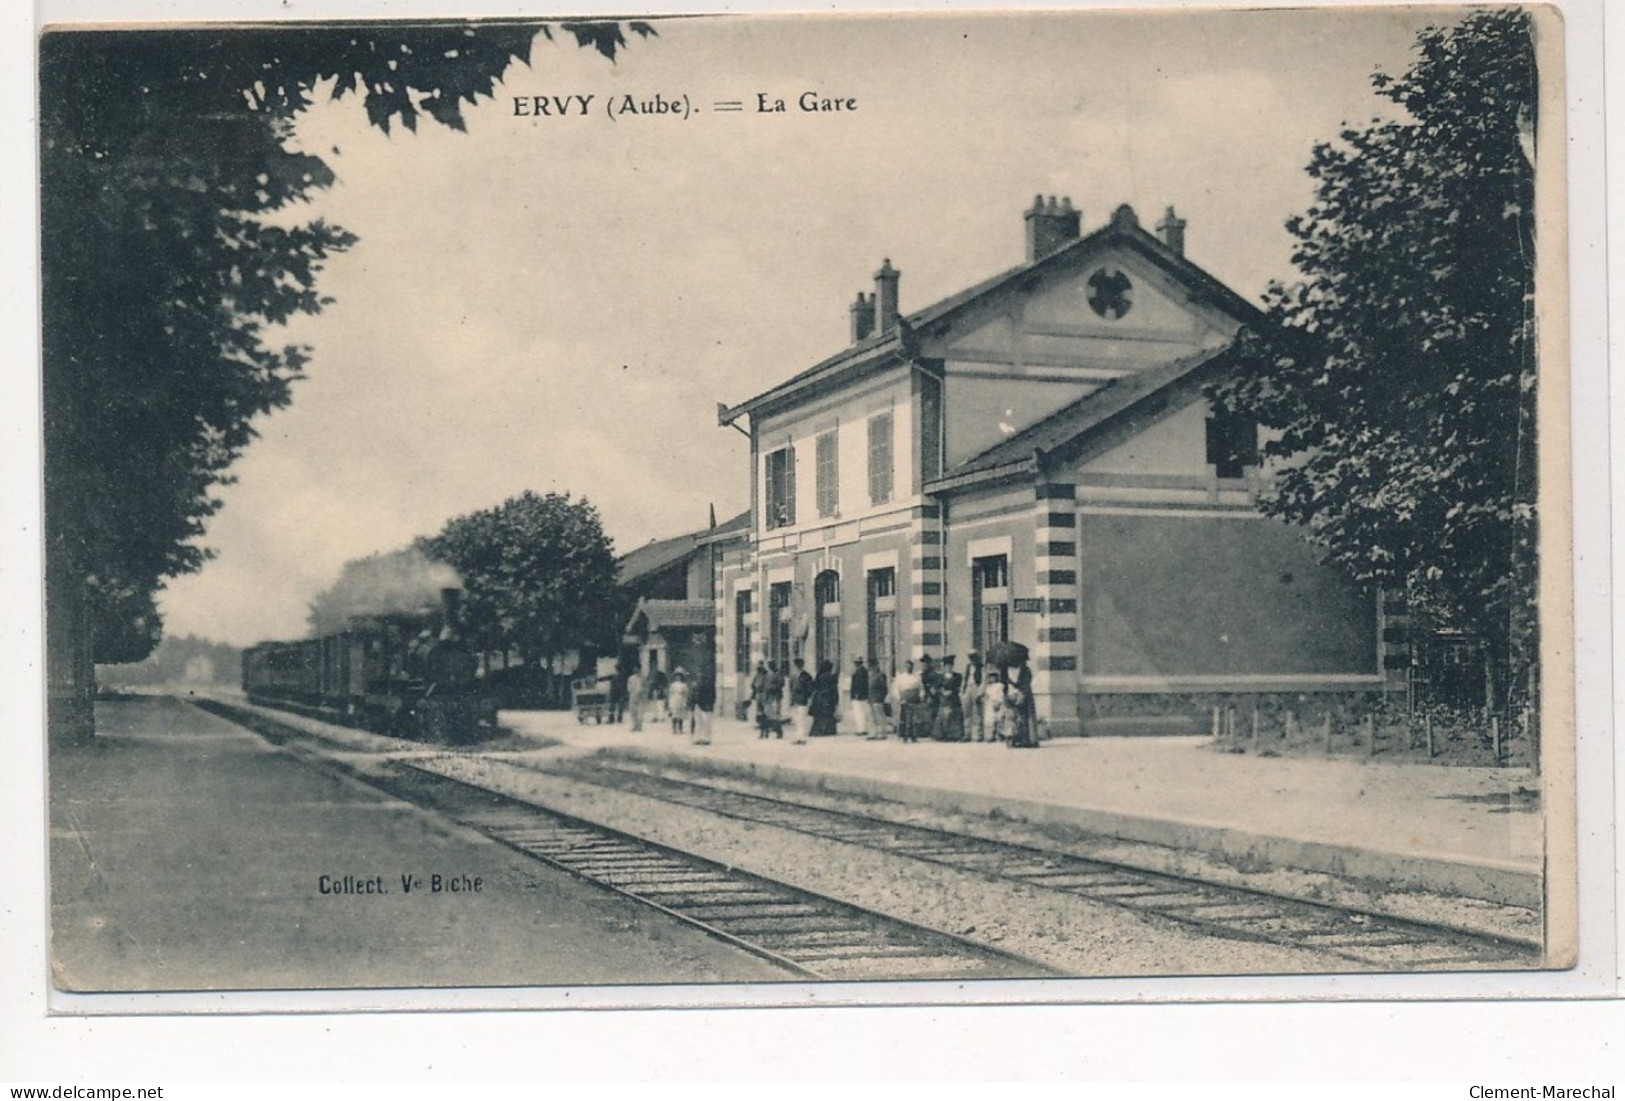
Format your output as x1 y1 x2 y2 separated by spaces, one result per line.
809 660 839 737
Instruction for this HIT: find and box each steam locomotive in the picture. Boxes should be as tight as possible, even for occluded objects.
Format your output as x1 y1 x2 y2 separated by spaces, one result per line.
241 588 498 744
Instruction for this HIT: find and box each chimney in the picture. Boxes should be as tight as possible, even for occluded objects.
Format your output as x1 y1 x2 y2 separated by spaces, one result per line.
1157 205 1187 256
874 259 900 335
850 290 876 343
1024 194 1081 261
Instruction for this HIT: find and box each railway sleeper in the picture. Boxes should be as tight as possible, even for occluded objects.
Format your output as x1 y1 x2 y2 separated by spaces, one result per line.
551 857 683 872
681 903 829 921
727 928 890 947
718 922 877 941
781 943 954 961
1110 891 1233 907
636 889 787 906
1076 882 1186 898
598 875 745 893
565 859 696 875
1014 867 1132 882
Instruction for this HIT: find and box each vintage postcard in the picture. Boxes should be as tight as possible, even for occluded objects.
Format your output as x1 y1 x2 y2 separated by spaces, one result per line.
35 4 1594 1013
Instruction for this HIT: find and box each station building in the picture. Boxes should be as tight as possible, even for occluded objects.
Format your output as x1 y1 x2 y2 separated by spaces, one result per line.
714 197 1396 735
618 509 748 695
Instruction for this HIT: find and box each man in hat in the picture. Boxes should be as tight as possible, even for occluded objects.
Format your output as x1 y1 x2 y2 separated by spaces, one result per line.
789 657 813 744
938 655 966 741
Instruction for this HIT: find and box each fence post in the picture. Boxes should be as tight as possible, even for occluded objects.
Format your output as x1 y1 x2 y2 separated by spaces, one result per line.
1322 713 1333 755
1211 706 1221 739
1250 707 1260 754
1364 714 1375 758
1425 713 1434 758
1491 716 1501 765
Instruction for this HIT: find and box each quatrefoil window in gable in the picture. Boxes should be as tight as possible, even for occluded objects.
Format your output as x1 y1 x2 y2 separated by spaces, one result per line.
1086 266 1134 320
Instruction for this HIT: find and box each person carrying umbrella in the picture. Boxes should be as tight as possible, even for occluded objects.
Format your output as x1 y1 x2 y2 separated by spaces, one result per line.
985 639 1038 748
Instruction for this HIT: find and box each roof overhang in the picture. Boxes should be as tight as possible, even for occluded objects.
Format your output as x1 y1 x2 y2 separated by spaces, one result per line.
923 455 1041 497
718 339 904 428
924 341 1247 498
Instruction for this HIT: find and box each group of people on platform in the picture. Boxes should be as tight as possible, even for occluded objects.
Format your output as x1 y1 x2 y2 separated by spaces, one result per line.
743 651 1038 748
601 649 1038 748
613 664 713 743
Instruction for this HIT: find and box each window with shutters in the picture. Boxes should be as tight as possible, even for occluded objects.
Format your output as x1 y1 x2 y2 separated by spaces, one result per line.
765 446 796 529
815 430 839 517
867 412 894 506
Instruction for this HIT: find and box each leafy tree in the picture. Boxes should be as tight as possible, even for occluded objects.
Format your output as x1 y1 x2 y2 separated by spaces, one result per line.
41 20 651 737
305 544 461 637
1212 8 1539 713
88 585 165 667
424 491 622 670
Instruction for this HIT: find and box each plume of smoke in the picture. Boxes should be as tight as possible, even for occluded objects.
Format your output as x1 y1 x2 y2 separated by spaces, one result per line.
306 545 461 637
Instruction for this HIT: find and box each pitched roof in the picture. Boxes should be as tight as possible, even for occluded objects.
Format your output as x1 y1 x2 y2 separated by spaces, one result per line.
616 530 701 586
718 204 1263 425
616 510 750 586
695 508 751 545
625 598 716 635
924 342 1246 495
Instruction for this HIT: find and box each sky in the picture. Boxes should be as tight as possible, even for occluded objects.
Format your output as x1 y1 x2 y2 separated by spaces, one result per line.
147 7 1458 646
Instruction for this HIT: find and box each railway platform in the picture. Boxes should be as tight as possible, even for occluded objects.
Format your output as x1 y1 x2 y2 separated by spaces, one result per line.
495 706 1546 911
48 694 798 994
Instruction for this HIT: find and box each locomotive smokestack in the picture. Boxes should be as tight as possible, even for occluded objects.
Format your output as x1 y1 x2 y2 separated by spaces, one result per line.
439 588 463 639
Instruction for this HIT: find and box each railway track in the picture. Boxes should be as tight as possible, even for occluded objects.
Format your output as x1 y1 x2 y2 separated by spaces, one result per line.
193 699 1057 983
527 755 1542 972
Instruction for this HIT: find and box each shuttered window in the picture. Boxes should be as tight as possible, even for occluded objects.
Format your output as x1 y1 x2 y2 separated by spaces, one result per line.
815 430 839 517
765 446 796 529
867 412 893 506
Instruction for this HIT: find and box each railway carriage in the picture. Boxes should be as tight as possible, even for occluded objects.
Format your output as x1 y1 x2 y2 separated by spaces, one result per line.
242 588 497 744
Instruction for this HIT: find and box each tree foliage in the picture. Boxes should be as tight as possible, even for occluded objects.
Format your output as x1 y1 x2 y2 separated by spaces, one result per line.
88 584 164 666
424 491 621 666
41 21 653 666
1212 8 1539 700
